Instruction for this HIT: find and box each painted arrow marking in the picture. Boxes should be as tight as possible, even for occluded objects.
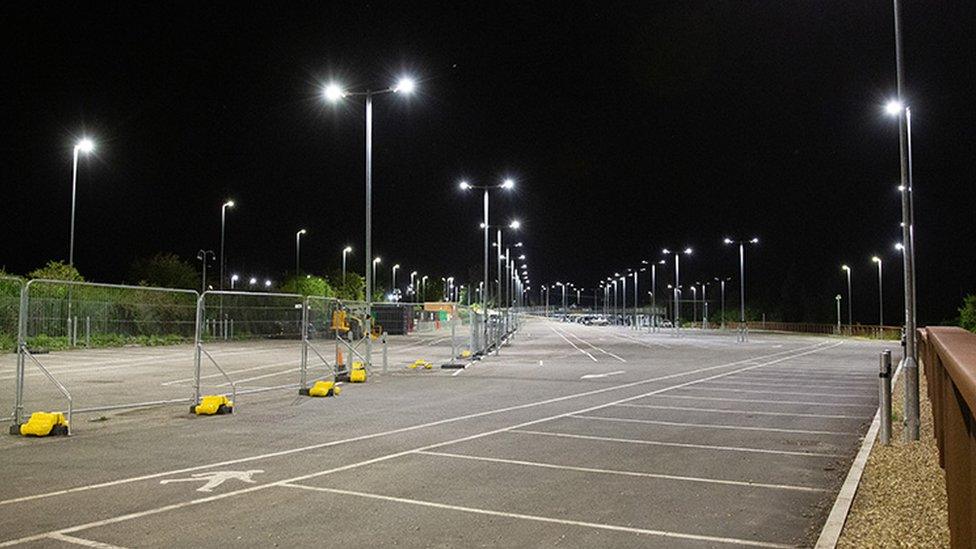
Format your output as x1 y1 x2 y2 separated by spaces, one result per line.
580 371 625 380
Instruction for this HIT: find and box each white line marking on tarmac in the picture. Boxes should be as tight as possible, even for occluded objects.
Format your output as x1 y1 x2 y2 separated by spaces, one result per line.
278 483 793 548
46 533 128 549
511 429 845 458
606 331 671 349
161 359 297 386
647 394 876 408
614 403 866 420
451 368 465 377
548 326 598 362
682 387 871 399
569 414 856 436
561 329 627 362
415 450 826 492
0 340 837 523
580 370 625 380
702 379 875 389
218 367 299 385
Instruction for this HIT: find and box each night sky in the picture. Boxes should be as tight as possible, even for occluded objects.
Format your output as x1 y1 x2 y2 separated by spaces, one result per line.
3 2 974 325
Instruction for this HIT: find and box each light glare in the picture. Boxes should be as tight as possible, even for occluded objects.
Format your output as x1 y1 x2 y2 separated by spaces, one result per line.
885 100 904 116
324 83 345 102
394 77 416 94
76 138 95 153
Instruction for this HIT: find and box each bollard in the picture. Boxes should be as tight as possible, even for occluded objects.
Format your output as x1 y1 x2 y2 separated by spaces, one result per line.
382 331 388 374
879 349 892 445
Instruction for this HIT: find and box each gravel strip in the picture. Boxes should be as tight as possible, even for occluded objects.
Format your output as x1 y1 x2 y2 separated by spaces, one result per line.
837 366 949 547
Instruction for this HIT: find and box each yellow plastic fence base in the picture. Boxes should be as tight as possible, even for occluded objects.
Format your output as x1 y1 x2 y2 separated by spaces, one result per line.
349 367 367 383
193 395 234 415
18 412 69 437
409 359 433 370
308 380 340 397
460 350 472 358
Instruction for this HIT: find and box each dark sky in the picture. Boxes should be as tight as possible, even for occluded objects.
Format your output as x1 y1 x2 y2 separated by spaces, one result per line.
2 2 974 325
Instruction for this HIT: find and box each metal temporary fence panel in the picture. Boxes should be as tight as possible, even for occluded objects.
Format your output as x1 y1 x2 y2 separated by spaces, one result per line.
10 279 198 424
193 290 307 400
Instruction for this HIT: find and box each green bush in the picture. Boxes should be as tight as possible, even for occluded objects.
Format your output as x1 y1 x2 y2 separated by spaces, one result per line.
960 294 976 333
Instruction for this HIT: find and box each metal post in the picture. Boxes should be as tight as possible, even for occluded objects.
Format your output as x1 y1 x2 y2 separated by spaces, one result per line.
876 258 884 327
738 243 746 342
382 332 388 374
69 147 80 267
300 298 309 391
85 316 91 347
880 349 892 445
364 93 373 368
483 189 489 347
720 279 726 330
192 294 204 406
846 267 853 335
835 295 842 335
13 283 28 426
892 0 918 441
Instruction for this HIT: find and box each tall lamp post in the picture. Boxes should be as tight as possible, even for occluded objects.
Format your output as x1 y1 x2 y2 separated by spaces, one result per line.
391 264 400 299
197 250 215 292
887 0 919 441
295 229 307 275
663 247 692 333
409 271 417 300
715 277 731 330
68 138 96 267
835 294 843 334
372 257 381 296
219 200 234 292
341 246 353 283
841 264 853 333
872 256 883 327
323 76 416 363
724 237 759 341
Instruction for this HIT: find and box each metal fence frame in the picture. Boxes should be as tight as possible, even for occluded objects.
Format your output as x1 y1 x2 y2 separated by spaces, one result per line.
10 279 200 427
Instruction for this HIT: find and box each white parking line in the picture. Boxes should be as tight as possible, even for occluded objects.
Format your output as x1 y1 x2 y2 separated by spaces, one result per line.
681 386 871 398
647 394 876 408
415 450 826 492
700 379 875 389
605 331 671 349
0 342 841 548
46 533 127 549
569 414 856 436
561 329 627 362
161 359 298 386
0 341 835 510
511 429 845 458
279 483 792 548
614 403 865 420
548 326 598 362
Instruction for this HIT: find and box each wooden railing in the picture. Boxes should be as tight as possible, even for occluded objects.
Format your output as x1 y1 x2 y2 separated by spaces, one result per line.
744 321 901 340
919 326 976 547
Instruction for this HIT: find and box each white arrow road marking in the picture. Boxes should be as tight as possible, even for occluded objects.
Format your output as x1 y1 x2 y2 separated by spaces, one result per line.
159 470 264 492
580 370 625 379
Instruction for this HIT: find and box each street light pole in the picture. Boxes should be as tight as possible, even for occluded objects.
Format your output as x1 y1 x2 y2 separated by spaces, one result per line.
196 250 214 292
872 257 884 327
724 238 758 341
835 294 842 334
841 265 853 333
372 257 381 297
68 138 95 267
392 264 400 299
295 229 307 276
342 246 352 284
220 200 234 292
887 0 919 438
663 247 692 333
323 76 416 364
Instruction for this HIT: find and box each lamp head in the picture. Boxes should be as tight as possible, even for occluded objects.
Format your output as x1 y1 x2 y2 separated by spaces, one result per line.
459 181 470 190
76 138 95 153
723 238 733 244
323 83 345 102
841 264 850 272
231 274 239 282
509 220 520 229
343 246 352 253
750 237 759 244
884 99 904 116
373 257 381 264
224 200 235 208
872 256 881 263
393 77 416 94
501 178 515 190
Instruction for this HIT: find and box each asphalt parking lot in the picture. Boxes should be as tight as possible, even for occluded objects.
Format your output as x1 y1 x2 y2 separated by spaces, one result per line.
0 317 893 548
